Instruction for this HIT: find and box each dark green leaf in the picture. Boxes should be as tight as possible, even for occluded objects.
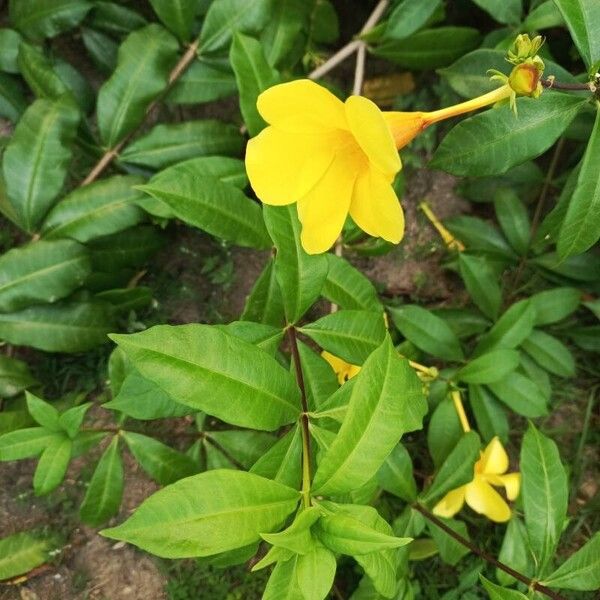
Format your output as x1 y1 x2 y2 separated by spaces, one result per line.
0 355 37 398
384 0 443 40
81 28 118 73
469 384 509 443
529 287 580 325
458 254 502 319
522 330 575 377
494 189 530 255
471 0 522 24
480 575 528 599
377 443 417 502
240 258 285 327
167 59 237 105
487 372 548 417
148 0 197 42
457 349 520 384
0 72 26 122
0 28 22 73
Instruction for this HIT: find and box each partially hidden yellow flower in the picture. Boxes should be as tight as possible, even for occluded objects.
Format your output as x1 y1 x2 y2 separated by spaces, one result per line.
321 351 361 384
245 79 407 255
433 437 520 523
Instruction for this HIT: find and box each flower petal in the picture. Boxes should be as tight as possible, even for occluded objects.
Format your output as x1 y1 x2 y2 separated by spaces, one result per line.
465 477 512 522
488 472 521 501
257 79 347 132
480 437 509 475
383 111 425 149
322 351 349 384
345 95 401 176
349 167 405 243
433 486 466 519
296 153 357 254
246 126 334 206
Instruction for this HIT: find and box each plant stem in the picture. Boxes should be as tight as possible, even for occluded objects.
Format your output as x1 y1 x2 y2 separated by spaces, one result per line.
413 504 567 600
451 390 471 433
287 326 312 508
541 79 595 91
80 37 201 187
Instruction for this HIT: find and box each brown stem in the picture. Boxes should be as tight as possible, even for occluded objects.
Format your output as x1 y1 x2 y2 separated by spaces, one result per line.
541 79 594 91
413 504 567 600
80 38 201 187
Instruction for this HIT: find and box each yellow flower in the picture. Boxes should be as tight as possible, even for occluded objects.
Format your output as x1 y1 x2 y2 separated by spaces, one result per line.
321 351 361 384
245 79 405 255
433 437 520 523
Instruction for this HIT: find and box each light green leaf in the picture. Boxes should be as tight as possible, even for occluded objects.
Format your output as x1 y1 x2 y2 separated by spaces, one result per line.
431 93 587 177
0 531 49 580
383 0 443 40
0 355 37 398
33 434 71 495
296 543 337 600
167 59 237 105
0 301 116 353
230 32 279 136
390 304 464 361
313 336 426 496
111 324 300 431
377 443 417 502
58 403 91 439
79 435 124 526
488 372 548 417
522 330 575 377
0 427 58 461
471 0 522 24
263 557 303 600
496 517 533 586
41 175 145 243
480 575 529 599
120 120 243 169
2 96 80 232
457 349 520 384
529 287 581 325
207 430 275 470
240 258 285 327
557 105 600 257
26 392 60 431
541 532 600 591
553 0 600 68
217 321 283 354
0 240 90 312
264 205 329 324
299 310 387 366
102 470 299 558
97 24 178 147
148 0 197 41
427 517 470 566
427 397 462 469
458 254 502 319
297 341 338 410
250 426 302 489
521 423 568 573
261 507 321 554
0 28 22 73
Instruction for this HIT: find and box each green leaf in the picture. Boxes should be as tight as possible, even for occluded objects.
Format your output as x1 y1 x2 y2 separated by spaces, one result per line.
553 0 600 68
263 557 303 600
0 300 116 353
534 251 600 282
0 28 22 73
87 2 147 36
496 517 532 586
384 0 443 40
230 32 279 136
82 27 118 73
33 434 71 495
469 384 509 443
120 120 244 169
421 431 480 504
313 336 426 496
427 397 462 469
557 106 600 257
41 175 145 243
471 0 522 24
300 310 387 366
0 531 49 581
427 517 470 566
322 254 382 313
261 507 321 554
457 349 520 384
123 431 197 485
541 532 600 591
264 205 329 324
102 470 299 558
250 426 302 488
138 158 270 249
297 341 338 410
521 423 568 573
494 190 531 255
487 372 548 417
0 355 37 398
480 575 528 599
377 443 417 502
148 0 197 41
79 435 124 526
167 59 238 105
431 93 587 177
97 24 178 147
198 0 271 55
207 430 276 470
0 72 26 122
9 0 92 40
58 403 91 438
522 1 564 30
390 305 464 361
240 258 285 327
111 324 300 431
0 240 90 312
26 392 60 431
458 254 502 319
0 427 58 461
2 96 80 232
218 321 283 354
373 27 481 69
529 287 580 325
444 215 516 260
522 330 575 377
296 543 337 600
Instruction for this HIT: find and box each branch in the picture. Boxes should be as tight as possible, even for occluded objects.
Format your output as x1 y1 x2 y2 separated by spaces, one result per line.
413 504 567 600
541 78 595 91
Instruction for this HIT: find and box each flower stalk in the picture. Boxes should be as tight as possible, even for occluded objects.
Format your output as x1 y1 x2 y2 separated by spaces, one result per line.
451 390 471 433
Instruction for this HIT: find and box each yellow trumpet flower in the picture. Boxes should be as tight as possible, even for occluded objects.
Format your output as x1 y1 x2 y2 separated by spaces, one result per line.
321 351 361 385
433 437 521 523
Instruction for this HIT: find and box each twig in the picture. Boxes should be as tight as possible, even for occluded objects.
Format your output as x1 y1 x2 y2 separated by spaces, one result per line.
80 38 201 187
413 504 567 600
541 78 595 92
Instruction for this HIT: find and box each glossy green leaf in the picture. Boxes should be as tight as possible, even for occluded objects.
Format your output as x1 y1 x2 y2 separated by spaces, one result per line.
0 427 58 461
384 0 442 40
553 0 600 68
33 434 71 495
264 205 329 324
457 349 520 384
0 240 90 312
377 443 417 502
167 59 238 104
0 301 116 353
297 341 338 410
458 254 502 319
87 1 147 35
230 32 279 136
557 106 600 257
148 0 197 41
313 336 426 495
102 470 299 558
111 324 300 431
521 423 568 574
217 321 283 354
431 93 587 177
79 435 124 526
0 532 49 581
480 575 528 599
0 355 37 398
494 189 531 255
120 120 243 169
97 24 178 146
0 28 21 73
529 287 580 325
240 258 285 327
390 304 464 361
469 384 509 443
2 96 80 232
472 0 522 24
522 330 575 377
496 517 532 586
487 372 548 417
9 0 92 40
